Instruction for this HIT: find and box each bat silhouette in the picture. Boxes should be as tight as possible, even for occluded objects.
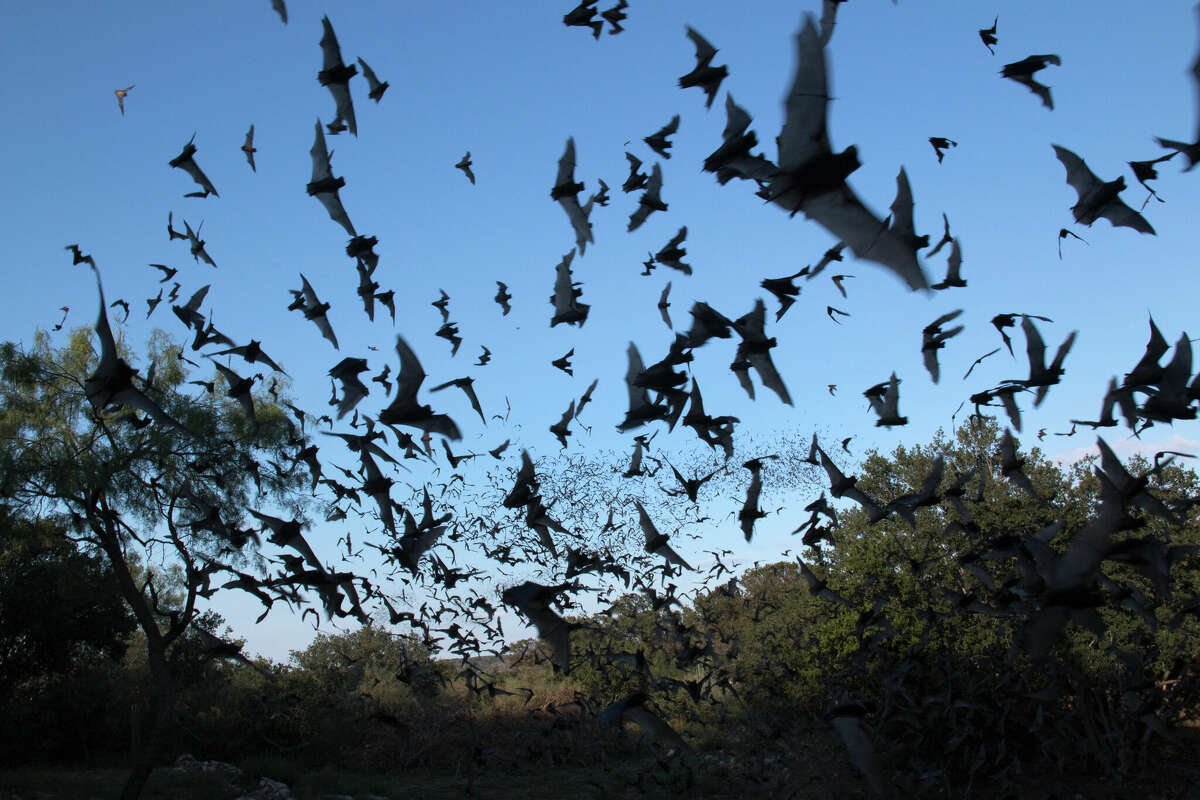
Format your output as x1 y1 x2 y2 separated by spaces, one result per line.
979 16 997 54
1020 315 1077 406
654 226 690 274
563 0 603 39
1056 227 1089 259
864 372 906 427
476 345 491 366
831 273 853 298
328 357 369 419
922 309 964 383
295 273 339 349
378 336 462 441
550 249 590 327
1128 152 1175 207
552 347 574 375
739 457 768 541
704 93 778 185
658 282 672 329
931 238 966 289
962 347 1000 380
680 27 727 109
622 151 648 192
494 280 511 314
181 219 217 267
168 134 219 198
237 124 257 172
644 115 680 159
929 136 957 163
114 84 133 115
1001 54 1061 109
635 501 692 571
576 377 599 418
212 361 260 428
732 298 792 405
627 162 666 231
768 16 930 291
552 138 595 254
167 211 188 241
1155 5 1200 169
318 16 358 136
455 151 475 184
502 581 579 673
82 261 188 432
549 399 575 447
598 692 692 754
357 57 389 102
210 340 285 374
271 0 287 23
1053 145 1154 234
992 312 1052 356
375 289 396 322
308 120 357 236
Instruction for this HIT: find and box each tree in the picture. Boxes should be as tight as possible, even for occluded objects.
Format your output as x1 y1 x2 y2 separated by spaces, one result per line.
0 326 325 798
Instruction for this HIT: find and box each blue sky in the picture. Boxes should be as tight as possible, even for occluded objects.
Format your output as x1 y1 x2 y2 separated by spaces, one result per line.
4 0 1200 661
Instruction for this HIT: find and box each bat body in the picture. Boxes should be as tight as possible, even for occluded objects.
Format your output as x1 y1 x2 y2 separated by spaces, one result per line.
628 162 666 231
307 120 357 236
455 151 475 184
318 16 358 135
552 138 595 253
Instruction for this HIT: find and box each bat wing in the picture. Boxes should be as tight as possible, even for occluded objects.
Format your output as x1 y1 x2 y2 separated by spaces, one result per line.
329 82 357 136
271 0 287 23
1098 199 1156 234
310 120 334 182
1010 74 1053 108
746 350 792 405
818 0 841 47
685 26 718 64
319 16 345 71
181 161 218 198
558 196 594 253
317 191 356 237
1052 145 1100 201
801 185 930 291
393 335 428 405
555 137 577 191
778 15 832 171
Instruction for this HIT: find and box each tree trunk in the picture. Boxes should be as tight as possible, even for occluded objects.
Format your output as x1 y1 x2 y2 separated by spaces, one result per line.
120 645 176 800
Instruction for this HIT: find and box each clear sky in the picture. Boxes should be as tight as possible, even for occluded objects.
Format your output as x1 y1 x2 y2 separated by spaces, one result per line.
4 0 1200 661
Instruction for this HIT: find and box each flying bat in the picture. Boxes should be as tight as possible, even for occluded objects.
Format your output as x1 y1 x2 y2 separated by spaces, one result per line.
653 226 690 274
658 282 672 329
241 125 257 172
1129 152 1175 207
931 239 966 289
864 372 907 426
563 0 603 39
378 336 462 441
1052 144 1155 234
318 16 358 136
114 84 134 115
1020 315 1077 406
210 340 285 374
294 273 339 349
979 16 997 54
502 581 578 673
732 298 792 405
550 249 590 327
494 281 511 314
703 93 778 185
1001 54 1061 109
455 151 475 184
552 137 595 254
768 16 930 291
921 309 964 383
622 152 648 192
182 219 217 267
549 399 575 448
357 57 389 102
627 162 666 231
328 357 369 419
1056 228 1088 259
82 261 188 432
271 0 287 23
929 137 957 163
644 115 679 159
308 120 357 236
552 348 574 375
635 501 692 571
168 134 219 198
680 27 727 109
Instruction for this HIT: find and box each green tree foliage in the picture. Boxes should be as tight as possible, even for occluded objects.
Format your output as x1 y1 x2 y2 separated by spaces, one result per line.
0 328 315 798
